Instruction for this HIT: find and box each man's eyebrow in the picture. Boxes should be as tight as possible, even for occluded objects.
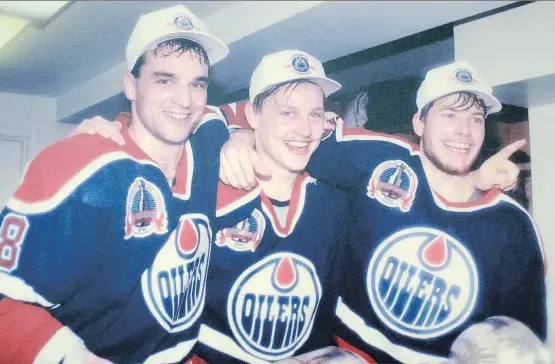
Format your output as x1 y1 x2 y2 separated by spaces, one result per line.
276 105 301 111
439 106 481 114
152 71 176 78
194 76 209 84
438 106 458 111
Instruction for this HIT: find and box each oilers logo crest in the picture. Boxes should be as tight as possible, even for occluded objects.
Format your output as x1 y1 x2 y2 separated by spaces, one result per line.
289 54 312 74
453 68 477 85
142 213 212 332
367 227 479 339
173 15 194 31
367 160 418 212
125 177 168 239
215 208 265 252
227 253 322 361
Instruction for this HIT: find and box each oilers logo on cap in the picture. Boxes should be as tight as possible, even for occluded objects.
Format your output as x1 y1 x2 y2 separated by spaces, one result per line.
291 54 311 74
367 227 478 339
227 253 322 361
215 209 266 252
453 68 478 85
367 160 418 212
173 15 194 30
142 213 212 332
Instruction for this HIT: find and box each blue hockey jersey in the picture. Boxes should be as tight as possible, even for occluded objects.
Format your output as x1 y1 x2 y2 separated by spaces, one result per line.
0 109 229 363
194 173 349 363
307 120 547 364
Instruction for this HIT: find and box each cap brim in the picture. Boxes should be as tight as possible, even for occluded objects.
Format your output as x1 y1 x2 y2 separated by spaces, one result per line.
309 77 342 97
252 76 342 100
418 88 503 116
470 90 502 115
177 31 229 65
449 88 502 115
149 31 229 65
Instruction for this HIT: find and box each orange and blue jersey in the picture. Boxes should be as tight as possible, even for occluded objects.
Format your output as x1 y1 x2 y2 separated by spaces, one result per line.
310 118 547 364
194 174 349 363
0 109 228 364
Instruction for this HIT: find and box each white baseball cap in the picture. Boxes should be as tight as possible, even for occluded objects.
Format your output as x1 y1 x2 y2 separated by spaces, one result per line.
126 5 229 71
416 60 502 116
249 50 342 101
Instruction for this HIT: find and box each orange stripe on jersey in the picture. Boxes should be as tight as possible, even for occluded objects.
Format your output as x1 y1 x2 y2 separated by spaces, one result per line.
433 187 502 209
335 335 379 364
116 112 132 130
336 120 420 153
220 102 249 129
188 354 209 364
0 298 63 364
259 172 312 237
216 181 260 217
13 134 127 204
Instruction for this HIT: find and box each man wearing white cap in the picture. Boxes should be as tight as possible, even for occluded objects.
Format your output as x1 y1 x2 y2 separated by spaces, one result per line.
0 4 230 364
219 60 546 363
305 61 546 363
194 49 359 363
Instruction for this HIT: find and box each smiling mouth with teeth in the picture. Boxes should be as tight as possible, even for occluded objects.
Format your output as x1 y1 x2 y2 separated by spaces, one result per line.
444 141 470 152
164 111 191 120
286 141 309 148
285 141 312 155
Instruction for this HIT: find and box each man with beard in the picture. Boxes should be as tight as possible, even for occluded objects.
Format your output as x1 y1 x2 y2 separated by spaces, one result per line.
219 60 546 363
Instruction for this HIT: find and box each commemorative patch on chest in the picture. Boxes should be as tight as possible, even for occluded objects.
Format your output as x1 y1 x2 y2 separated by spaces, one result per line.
367 160 418 212
227 253 322 361
124 177 168 239
142 213 212 333
215 208 266 252
367 227 478 339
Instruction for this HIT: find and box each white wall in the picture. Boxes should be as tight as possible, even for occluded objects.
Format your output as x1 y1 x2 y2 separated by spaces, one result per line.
0 92 73 205
0 92 73 156
529 103 555 351
454 1 555 89
454 1 555 356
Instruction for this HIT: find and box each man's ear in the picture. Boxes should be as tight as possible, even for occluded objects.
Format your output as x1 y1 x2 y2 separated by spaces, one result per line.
412 112 424 138
244 101 260 130
123 72 137 102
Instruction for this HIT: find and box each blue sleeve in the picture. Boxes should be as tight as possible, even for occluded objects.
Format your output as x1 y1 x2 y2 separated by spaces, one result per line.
192 110 230 157
493 209 547 340
0 163 121 307
0 136 151 307
308 121 418 190
325 205 351 311
189 112 230 227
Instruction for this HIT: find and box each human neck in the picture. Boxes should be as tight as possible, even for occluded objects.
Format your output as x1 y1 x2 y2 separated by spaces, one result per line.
257 168 298 202
128 122 184 181
420 152 477 203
